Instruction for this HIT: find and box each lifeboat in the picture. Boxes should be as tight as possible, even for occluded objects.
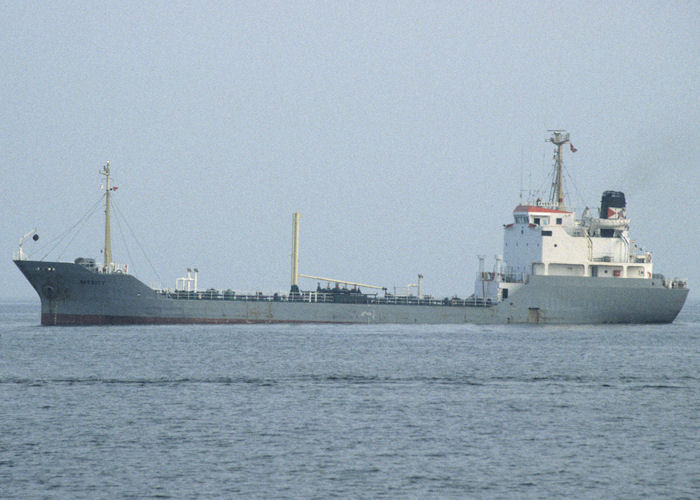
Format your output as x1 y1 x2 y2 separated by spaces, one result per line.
588 217 630 233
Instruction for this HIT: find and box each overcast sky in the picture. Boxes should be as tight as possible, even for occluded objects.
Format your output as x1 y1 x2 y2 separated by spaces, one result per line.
2 1 698 300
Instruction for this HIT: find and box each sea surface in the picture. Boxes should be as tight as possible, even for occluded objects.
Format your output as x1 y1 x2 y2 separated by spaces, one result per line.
1 298 698 499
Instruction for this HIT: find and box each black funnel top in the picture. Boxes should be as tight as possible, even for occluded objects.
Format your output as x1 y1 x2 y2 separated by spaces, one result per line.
600 191 626 219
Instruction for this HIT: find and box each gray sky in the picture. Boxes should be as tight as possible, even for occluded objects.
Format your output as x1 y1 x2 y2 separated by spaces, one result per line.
2 1 699 300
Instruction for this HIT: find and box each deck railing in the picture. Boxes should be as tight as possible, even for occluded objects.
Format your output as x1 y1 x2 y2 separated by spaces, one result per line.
155 289 498 308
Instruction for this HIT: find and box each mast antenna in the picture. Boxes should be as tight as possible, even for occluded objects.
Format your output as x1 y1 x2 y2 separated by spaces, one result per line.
100 161 113 272
519 147 523 203
547 130 570 210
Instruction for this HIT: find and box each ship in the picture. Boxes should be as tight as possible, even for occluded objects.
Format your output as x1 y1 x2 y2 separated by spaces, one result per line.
14 131 689 325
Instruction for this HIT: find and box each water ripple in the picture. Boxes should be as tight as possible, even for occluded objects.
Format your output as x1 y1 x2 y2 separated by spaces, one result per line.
1 373 695 388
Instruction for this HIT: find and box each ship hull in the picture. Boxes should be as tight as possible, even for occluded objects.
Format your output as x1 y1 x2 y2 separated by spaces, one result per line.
15 260 689 326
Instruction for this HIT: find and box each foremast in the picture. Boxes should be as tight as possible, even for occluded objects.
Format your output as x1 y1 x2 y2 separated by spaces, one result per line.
100 161 113 272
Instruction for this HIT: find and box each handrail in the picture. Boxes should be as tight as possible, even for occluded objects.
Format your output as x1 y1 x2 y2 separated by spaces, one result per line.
154 289 499 308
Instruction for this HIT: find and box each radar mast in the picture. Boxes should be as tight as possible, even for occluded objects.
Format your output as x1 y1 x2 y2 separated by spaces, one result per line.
548 130 570 210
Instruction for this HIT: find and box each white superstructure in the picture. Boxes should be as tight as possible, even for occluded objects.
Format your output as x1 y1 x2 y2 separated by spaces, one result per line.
475 131 656 301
